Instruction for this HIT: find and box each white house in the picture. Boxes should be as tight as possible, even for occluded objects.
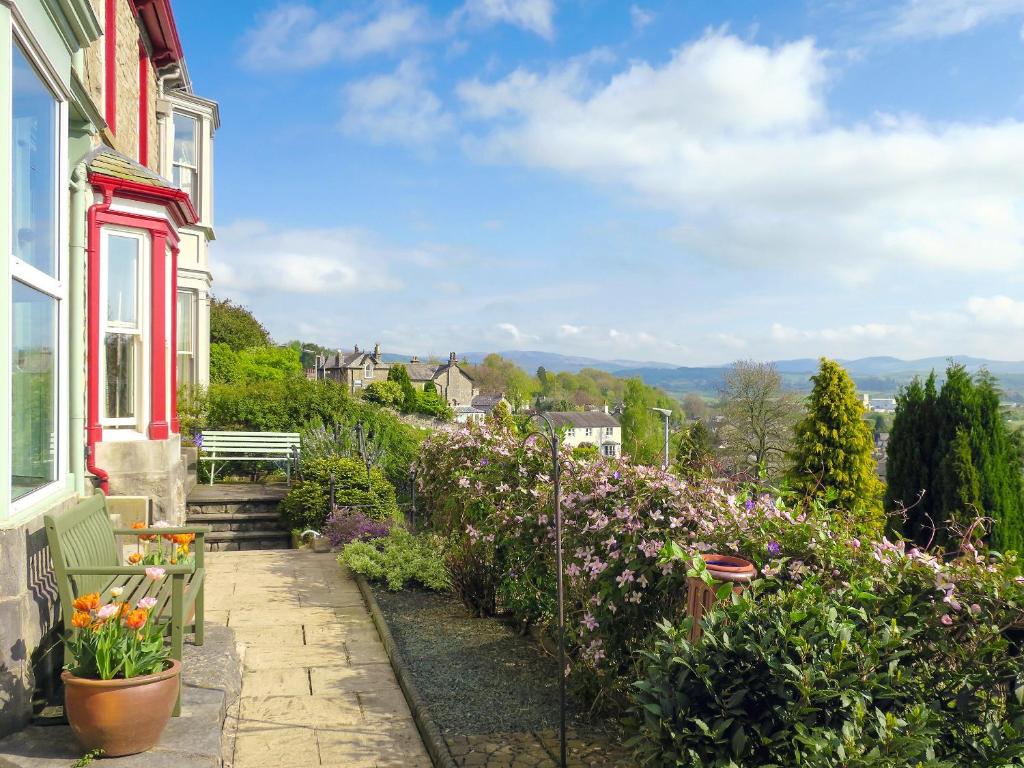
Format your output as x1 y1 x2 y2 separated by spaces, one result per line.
540 411 622 458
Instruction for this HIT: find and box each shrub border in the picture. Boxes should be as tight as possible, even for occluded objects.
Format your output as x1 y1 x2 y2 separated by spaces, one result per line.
353 571 458 768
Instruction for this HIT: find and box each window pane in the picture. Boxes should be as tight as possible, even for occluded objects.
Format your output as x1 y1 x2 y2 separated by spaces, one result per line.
173 165 195 202
12 43 58 277
173 113 197 165
105 334 136 420
177 291 194 354
107 235 139 325
177 354 194 387
12 282 57 501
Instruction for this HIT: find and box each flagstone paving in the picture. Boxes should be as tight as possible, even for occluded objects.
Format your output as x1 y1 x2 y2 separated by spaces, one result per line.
206 550 431 768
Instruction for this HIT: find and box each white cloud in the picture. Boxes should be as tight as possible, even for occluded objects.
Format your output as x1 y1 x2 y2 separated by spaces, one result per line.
630 5 654 31
240 2 432 70
497 322 538 342
454 0 556 39
557 323 584 337
885 0 1024 39
214 220 410 297
770 322 910 343
457 31 1024 278
967 295 1024 328
341 60 453 145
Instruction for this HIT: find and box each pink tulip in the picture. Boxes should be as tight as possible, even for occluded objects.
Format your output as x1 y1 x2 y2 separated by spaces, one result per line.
145 567 166 580
137 596 158 610
96 604 119 620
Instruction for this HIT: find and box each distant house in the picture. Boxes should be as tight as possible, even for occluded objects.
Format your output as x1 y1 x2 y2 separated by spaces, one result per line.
454 405 486 424
862 393 897 413
321 344 389 393
471 393 509 417
400 352 477 406
540 410 622 458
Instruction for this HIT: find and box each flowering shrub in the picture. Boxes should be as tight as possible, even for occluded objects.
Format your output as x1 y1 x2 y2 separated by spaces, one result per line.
417 420 1024 724
280 456 400 533
324 507 392 548
65 570 170 679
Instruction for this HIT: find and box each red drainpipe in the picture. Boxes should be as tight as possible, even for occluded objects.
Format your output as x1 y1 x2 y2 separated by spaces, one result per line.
86 186 114 493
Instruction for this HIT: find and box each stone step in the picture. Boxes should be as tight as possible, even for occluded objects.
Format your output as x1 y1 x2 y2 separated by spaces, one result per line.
187 512 285 534
204 529 292 552
186 499 282 516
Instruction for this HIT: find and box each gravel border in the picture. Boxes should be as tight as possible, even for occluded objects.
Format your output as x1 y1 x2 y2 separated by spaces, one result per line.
355 573 458 768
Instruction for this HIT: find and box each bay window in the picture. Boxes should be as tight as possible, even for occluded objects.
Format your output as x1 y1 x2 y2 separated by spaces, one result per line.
172 112 198 206
176 289 196 386
11 39 64 504
102 230 147 429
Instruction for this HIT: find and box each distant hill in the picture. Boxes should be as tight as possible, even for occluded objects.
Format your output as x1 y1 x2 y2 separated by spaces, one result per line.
381 349 1024 401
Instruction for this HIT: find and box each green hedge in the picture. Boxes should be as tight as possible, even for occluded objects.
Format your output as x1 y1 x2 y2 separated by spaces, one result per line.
280 456 400 532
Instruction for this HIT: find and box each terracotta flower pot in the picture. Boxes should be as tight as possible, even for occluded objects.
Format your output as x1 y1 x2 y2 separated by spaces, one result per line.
686 554 756 642
62 659 181 757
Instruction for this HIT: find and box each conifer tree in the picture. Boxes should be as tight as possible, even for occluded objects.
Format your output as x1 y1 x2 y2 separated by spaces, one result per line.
886 373 939 542
787 358 882 516
387 364 418 413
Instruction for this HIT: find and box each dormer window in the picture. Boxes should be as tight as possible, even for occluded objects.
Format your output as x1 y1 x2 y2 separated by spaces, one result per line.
172 112 198 206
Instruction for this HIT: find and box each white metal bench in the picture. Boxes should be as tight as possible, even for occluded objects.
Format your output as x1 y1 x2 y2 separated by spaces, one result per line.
199 431 301 485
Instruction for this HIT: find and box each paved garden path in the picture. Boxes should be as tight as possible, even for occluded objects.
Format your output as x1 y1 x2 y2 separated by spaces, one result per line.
205 550 431 768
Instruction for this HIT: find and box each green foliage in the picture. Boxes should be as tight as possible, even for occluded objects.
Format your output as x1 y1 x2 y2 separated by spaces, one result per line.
572 442 600 461
888 365 1024 551
280 456 399 532
416 388 453 420
362 380 404 409
788 358 883 520
620 378 665 464
630 569 1024 768
177 384 207 444
487 400 517 433
387 364 419 412
210 343 303 385
675 419 716 477
210 297 271 350
463 353 537 411
340 528 451 591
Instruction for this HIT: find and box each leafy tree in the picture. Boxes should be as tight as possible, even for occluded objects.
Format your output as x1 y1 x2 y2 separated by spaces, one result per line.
682 393 709 422
210 343 303 385
719 360 801 480
387 364 418 412
487 400 517 433
210 297 271 350
787 358 882 517
620 378 664 465
363 380 404 409
416 388 453 420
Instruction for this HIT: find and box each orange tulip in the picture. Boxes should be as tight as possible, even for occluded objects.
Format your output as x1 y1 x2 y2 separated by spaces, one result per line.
172 533 195 546
123 609 148 630
133 522 155 541
72 593 101 612
128 552 142 564
71 611 92 628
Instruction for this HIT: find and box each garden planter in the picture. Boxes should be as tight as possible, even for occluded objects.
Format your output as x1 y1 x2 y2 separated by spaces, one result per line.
686 554 756 642
62 659 181 757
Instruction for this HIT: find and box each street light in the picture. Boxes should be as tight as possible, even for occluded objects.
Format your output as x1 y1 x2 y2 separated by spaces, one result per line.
302 348 325 380
651 408 673 470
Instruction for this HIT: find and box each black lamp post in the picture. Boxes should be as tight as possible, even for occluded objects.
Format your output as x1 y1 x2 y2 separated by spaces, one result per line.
522 414 567 768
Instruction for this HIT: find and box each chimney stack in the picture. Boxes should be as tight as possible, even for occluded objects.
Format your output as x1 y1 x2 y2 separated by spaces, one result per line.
354 344 360 354
373 343 381 358
410 356 419 364
449 352 457 364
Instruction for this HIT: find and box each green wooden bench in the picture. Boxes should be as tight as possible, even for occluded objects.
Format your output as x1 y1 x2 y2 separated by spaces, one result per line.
44 491 210 715
199 430 301 484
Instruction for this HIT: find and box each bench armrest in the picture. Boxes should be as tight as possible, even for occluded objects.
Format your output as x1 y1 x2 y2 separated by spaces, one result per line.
66 565 196 576
113 526 211 536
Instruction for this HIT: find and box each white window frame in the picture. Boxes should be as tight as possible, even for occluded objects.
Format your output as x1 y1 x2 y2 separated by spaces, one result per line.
99 227 150 433
585 427 592 436
171 110 200 209
9 25 70 517
176 287 196 387
566 428 575 437
605 427 613 436
602 444 617 458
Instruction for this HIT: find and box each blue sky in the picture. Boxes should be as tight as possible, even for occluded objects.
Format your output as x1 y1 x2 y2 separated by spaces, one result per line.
175 0 1024 365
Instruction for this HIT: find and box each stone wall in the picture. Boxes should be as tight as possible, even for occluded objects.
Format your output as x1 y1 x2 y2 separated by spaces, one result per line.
0 495 77 737
94 435 187 524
